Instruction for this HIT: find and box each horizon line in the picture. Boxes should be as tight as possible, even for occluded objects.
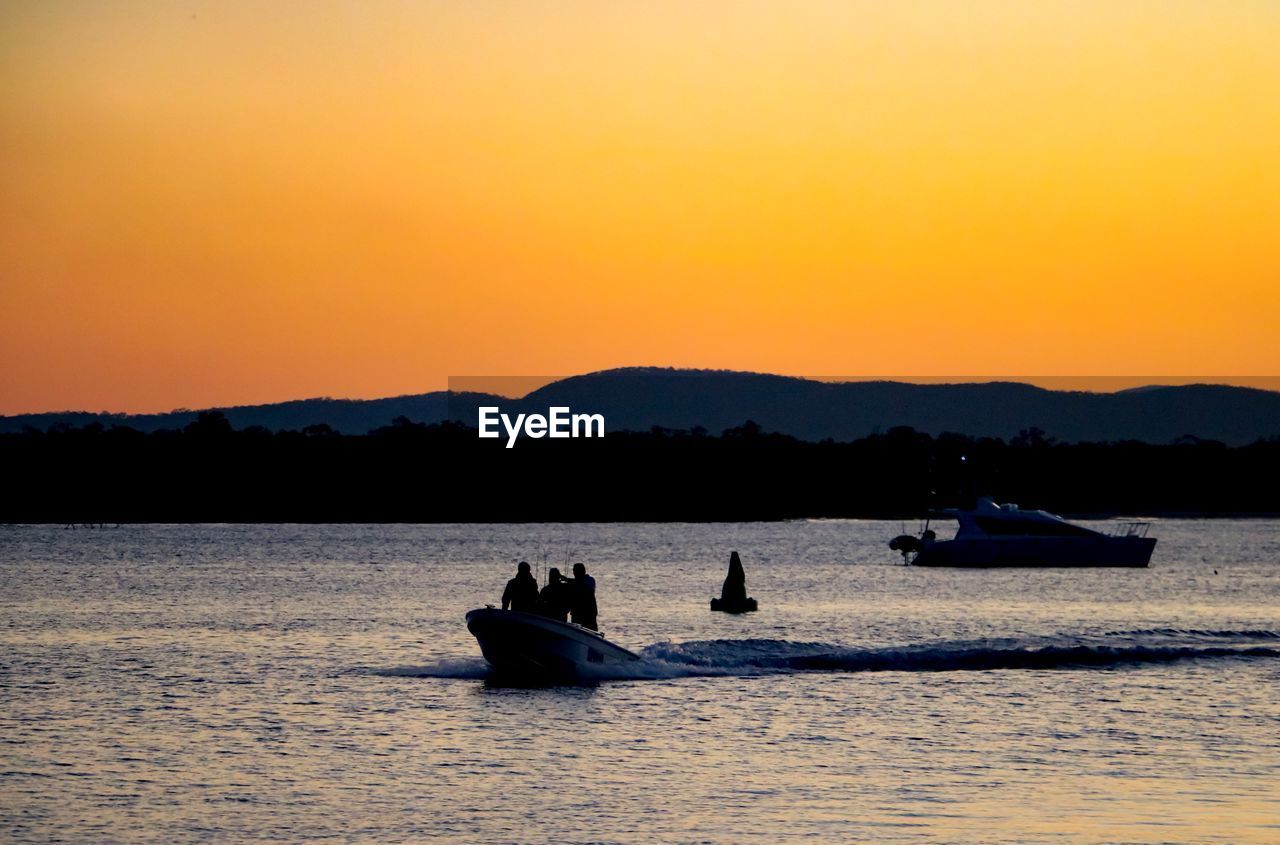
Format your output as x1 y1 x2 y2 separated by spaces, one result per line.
4 370 1280 417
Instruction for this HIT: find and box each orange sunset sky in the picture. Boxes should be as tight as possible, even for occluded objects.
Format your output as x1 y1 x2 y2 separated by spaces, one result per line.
1 1 1278 414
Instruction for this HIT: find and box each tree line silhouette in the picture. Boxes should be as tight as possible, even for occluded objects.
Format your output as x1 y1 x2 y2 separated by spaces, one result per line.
2 412 1276 522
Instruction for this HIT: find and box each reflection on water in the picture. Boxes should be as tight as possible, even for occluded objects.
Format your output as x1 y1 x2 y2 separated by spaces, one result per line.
1 521 1279 843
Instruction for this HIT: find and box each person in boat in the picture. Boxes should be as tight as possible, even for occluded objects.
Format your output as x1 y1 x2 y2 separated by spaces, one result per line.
567 562 598 631
501 561 539 612
537 567 573 622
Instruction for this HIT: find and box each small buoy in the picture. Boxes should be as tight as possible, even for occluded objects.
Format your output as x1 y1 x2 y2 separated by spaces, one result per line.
711 550 757 613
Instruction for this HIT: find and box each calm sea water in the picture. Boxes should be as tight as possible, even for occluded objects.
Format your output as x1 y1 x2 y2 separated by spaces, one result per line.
2 521 1278 843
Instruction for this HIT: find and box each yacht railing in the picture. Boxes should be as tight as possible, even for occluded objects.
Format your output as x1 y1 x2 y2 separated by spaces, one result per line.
1108 521 1151 538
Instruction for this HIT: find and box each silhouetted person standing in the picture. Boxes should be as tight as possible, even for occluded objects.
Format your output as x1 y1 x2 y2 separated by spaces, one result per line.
538 567 573 622
501 561 539 612
569 562 598 630
721 551 747 605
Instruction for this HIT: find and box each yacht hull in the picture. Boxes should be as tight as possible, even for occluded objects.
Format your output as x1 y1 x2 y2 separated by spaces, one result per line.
913 536 1155 567
465 608 640 680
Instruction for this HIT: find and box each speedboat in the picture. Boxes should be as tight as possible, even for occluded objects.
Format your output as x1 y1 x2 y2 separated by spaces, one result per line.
465 607 640 680
889 497 1156 567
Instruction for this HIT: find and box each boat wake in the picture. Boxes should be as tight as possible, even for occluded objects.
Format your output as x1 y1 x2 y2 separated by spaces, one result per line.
378 658 490 680
1101 627 1280 640
628 632 1280 679
377 628 1280 682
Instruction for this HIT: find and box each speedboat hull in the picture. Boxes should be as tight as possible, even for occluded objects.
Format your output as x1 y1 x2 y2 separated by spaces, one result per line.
913 536 1155 567
465 608 640 680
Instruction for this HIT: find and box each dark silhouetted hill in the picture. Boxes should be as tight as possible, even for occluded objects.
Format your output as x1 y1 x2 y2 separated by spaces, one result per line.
3 368 1277 444
3 413 1277 521
506 369 1280 445
0 392 497 436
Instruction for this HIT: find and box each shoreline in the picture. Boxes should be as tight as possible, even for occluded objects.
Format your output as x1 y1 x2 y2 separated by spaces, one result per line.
7 511 1280 527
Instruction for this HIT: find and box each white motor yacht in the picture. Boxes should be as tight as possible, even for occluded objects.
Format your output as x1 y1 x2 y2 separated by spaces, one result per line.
889 497 1156 567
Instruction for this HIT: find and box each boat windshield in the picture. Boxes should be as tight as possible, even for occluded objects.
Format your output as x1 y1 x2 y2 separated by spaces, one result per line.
971 516 1099 538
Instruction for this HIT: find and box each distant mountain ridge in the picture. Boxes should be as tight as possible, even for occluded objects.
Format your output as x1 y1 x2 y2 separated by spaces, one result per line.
3 368 1278 445
0 393 466 437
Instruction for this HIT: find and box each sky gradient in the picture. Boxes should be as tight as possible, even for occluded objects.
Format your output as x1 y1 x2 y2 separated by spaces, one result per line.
2 1 1278 414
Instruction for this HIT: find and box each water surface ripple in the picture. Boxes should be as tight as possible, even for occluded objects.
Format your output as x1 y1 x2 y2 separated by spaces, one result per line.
2 521 1278 843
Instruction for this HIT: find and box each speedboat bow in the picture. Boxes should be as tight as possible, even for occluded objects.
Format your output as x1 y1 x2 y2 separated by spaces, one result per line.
465 608 640 680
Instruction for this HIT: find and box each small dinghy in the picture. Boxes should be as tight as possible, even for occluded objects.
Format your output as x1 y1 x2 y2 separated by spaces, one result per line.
710 551 757 613
465 608 639 681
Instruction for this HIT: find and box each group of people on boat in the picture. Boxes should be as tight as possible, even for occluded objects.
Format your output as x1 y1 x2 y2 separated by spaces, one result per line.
500 550 754 627
500 561 598 630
